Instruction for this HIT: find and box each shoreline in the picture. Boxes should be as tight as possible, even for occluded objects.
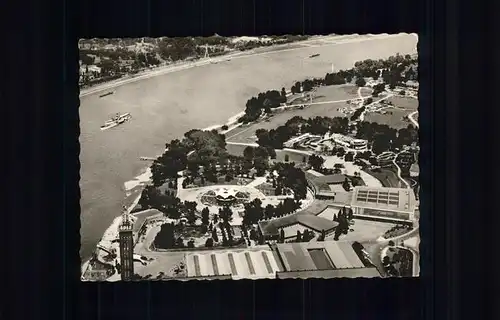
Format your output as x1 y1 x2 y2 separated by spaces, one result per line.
79 33 407 99
82 109 248 269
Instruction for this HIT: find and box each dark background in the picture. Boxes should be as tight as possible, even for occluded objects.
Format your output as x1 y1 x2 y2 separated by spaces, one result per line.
3 0 492 319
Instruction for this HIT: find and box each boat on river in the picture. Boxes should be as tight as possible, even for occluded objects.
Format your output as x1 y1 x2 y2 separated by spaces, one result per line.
100 113 131 131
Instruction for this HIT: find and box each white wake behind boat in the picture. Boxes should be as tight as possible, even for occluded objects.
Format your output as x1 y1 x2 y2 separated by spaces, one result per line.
100 112 131 131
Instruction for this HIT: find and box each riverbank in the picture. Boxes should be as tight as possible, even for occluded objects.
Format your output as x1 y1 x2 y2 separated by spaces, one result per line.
79 34 403 98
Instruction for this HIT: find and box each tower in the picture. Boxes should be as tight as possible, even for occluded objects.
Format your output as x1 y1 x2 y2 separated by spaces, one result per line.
119 206 134 281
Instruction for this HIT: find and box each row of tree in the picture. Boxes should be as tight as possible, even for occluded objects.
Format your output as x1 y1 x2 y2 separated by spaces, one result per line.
355 121 419 155
238 89 287 123
238 54 417 125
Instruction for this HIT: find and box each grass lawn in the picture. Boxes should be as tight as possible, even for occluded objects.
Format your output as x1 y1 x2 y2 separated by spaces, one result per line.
225 85 359 144
387 96 419 111
312 84 361 102
255 182 276 196
363 108 413 129
366 166 401 188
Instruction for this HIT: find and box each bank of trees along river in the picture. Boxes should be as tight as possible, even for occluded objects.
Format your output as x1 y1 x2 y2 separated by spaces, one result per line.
78 35 310 88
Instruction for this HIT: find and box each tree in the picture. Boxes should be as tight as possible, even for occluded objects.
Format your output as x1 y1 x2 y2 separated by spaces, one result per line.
80 53 95 66
371 135 392 155
201 207 210 225
205 238 214 247
212 228 219 242
253 157 269 176
264 204 275 219
281 87 287 100
344 152 354 162
275 187 282 196
153 223 177 249
187 161 200 177
250 229 257 241
243 146 255 160
388 240 395 246
347 207 354 220
355 77 366 87
187 239 195 248
296 230 302 242
382 256 391 265
219 206 233 225
176 236 185 248
319 229 326 241
308 154 324 171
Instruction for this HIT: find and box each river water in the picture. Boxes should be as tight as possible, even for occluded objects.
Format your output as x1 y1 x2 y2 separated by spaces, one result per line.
79 34 418 260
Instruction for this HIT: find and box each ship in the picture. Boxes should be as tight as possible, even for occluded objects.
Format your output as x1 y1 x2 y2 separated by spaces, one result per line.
309 53 320 58
99 91 114 98
100 113 132 131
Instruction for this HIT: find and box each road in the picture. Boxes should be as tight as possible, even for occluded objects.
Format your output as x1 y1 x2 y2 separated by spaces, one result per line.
392 152 411 189
362 221 420 277
408 111 419 128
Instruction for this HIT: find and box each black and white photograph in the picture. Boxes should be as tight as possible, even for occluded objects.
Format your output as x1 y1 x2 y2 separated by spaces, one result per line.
79 33 420 281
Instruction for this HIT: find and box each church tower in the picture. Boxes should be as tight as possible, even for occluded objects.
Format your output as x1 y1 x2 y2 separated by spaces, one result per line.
119 206 134 281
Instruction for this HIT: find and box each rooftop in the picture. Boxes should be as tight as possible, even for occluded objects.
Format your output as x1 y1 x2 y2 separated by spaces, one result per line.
185 247 280 280
258 209 338 237
132 209 164 233
272 241 366 272
276 267 381 279
313 174 348 185
306 172 349 194
350 186 417 214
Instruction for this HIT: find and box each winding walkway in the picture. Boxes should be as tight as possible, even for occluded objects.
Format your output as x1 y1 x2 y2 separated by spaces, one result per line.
408 111 419 128
392 152 411 189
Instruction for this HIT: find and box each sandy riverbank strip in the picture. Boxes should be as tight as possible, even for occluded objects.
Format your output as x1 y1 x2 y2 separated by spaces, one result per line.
79 34 408 99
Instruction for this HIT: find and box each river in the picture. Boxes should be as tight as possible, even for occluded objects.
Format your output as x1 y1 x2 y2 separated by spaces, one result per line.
79 33 418 260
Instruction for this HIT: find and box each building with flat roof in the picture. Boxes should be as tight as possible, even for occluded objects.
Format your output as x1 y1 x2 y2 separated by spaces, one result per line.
329 133 368 151
185 247 281 280
270 241 381 279
276 267 381 279
132 209 164 234
305 172 351 199
350 186 417 222
258 211 338 241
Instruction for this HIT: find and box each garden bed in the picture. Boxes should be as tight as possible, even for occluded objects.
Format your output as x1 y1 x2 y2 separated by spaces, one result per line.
383 224 413 239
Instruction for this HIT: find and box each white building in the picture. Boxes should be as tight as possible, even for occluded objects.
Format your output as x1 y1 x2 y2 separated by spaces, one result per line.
350 186 417 222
